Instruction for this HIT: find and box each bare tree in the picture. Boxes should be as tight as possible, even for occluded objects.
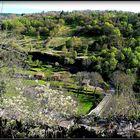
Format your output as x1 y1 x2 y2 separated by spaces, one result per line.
111 70 135 96
106 71 140 118
90 72 103 88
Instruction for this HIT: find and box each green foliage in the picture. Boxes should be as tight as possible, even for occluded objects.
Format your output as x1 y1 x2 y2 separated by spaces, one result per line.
1 10 140 86
0 80 6 102
0 11 140 136
34 60 42 67
66 37 82 51
72 51 77 59
64 57 75 64
62 45 68 55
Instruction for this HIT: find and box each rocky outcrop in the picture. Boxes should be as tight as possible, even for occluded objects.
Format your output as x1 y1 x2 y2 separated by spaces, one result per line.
77 116 140 138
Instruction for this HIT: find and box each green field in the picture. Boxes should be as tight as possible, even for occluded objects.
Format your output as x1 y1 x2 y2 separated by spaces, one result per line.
1 64 103 116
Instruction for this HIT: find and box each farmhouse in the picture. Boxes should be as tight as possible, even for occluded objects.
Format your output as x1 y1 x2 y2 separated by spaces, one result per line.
52 73 61 81
34 72 45 80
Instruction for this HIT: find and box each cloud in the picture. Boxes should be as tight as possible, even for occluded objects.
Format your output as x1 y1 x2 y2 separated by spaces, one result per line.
1 1 140 14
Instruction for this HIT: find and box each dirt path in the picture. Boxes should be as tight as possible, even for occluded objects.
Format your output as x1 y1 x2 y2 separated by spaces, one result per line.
87 88 115 117
58 88 116 129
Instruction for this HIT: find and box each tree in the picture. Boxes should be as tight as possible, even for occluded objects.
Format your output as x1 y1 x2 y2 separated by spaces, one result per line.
28 26 36 36
109 58 118 71
111 71 135 95
83 45 88 56
64 57 75 65
112 27 121 37
28 39 33 52
82 58 92 69
37 31 41 40
58 18 65 25
131 57 139 67
66 37 82 51
75 71 90 86
108 70 139 118
72 51 77 59
90 72 103 88
0 80 6 102
117 51 125 61
62 45 68 56
128 38 136 48
10 40 20 49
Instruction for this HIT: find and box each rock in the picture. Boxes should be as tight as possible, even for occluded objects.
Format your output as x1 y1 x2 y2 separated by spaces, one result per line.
134 123 140 129
134 130 140 138
58 119 75 129
0 109 5 117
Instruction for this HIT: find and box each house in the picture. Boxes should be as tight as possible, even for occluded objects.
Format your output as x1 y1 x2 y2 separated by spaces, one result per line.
34 72 45 80
51 73 61 81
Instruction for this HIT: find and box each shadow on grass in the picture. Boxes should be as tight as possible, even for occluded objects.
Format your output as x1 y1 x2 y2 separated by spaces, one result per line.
64 86 98 96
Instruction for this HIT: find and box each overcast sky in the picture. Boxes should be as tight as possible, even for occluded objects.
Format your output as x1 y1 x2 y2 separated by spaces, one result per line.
1 1 140 14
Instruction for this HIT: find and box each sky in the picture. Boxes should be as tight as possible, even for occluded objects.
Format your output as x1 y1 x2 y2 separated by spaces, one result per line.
0 1 140 14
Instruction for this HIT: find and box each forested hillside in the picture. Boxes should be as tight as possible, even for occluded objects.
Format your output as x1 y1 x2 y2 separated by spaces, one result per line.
1 10 140 77
0 10 140 138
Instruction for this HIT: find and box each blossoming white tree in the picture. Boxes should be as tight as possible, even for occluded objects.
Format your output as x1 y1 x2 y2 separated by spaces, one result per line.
1 85 78 126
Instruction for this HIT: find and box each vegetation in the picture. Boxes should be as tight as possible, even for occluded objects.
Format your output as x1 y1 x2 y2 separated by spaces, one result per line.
0 10 140 138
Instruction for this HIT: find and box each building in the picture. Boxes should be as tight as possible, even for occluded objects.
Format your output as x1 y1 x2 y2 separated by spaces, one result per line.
34 72 45 80
52 73 61 81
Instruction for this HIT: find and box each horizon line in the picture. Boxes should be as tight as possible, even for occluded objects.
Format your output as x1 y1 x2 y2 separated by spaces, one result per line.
1 9 139 15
